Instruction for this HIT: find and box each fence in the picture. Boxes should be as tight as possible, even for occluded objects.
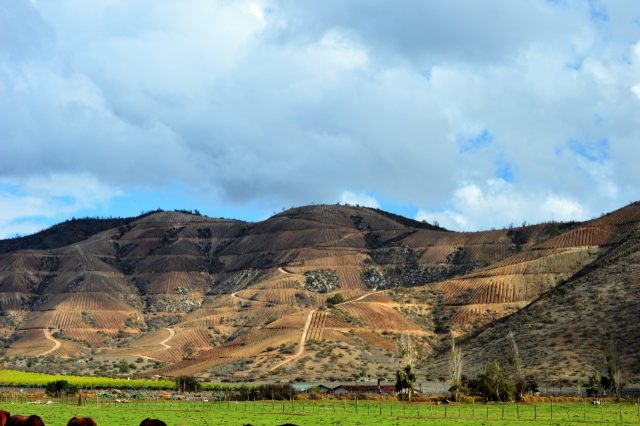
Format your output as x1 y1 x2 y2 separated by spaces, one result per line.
1 387 640 425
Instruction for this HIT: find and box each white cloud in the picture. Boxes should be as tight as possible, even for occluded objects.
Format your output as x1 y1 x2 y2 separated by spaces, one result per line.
0 1 640 231
248 3 266 25
542 195 586 221
416 179 589 231
340 190 380 208
0 173 120 238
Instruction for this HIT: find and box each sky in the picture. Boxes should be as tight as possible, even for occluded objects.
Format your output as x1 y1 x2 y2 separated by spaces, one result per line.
1 0 640 238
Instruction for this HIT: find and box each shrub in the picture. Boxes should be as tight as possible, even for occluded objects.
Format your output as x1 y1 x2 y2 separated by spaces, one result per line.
326 293 345 306
45 380 78 397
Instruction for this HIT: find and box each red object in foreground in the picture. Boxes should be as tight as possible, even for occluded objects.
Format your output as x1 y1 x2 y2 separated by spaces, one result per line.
67 417 97 426
7 415 45 426
139 419 167 426
0 410 9 426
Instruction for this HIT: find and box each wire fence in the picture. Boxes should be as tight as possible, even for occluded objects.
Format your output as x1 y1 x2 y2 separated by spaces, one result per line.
1 387 640 424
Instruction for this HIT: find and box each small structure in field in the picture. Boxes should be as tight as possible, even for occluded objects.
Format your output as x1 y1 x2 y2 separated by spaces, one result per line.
330 384 396 395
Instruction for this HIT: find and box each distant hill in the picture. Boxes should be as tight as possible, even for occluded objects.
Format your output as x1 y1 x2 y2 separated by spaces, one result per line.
0 202 638 385
0 217 132 254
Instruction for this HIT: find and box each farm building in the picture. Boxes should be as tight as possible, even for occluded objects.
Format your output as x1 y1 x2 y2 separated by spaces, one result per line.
292 383 337 393
330 384 396 395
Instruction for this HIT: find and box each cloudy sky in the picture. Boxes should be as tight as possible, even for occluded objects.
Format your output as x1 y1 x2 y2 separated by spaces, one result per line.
1 0 640 237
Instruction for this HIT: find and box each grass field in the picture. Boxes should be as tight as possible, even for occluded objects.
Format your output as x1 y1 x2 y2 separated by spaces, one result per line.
0 400 639 426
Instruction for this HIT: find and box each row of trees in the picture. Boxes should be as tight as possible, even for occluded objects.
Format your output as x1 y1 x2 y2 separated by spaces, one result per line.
457 335 625 401
395 331 627 402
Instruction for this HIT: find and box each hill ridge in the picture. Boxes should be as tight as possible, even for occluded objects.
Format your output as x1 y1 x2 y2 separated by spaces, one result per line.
0 202 638 383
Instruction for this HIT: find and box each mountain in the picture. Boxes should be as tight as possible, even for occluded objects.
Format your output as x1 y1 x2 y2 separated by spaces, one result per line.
0 203 639 385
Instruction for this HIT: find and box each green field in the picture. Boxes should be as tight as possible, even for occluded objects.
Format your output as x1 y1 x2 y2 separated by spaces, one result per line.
0 400 638 426
0 370 175 389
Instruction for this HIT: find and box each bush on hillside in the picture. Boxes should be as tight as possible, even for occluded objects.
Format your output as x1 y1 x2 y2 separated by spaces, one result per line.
326 293 345 306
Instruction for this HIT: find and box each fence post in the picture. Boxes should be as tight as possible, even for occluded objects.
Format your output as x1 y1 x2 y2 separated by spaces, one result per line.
502 402 504 420
600 403 603 422
550 400 553 420
534 405 537 420
583 399 586 422
619 402 623 422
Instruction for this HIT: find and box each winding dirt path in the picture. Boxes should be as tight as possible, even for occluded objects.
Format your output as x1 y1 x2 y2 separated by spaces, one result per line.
278 267 293 275
230 291 256 304
268 310 314 372
159 327 175 350
350 290 376 303
40 329 61 356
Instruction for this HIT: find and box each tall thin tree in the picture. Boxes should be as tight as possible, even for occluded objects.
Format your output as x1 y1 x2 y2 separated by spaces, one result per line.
508 331 524 401
449 337 463 401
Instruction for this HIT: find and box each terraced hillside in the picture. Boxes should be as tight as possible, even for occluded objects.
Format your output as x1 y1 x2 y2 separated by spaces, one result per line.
0 203 639 383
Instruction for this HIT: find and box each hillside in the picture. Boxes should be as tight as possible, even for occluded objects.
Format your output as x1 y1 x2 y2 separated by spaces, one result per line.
0 202 639 383
428 228 640 386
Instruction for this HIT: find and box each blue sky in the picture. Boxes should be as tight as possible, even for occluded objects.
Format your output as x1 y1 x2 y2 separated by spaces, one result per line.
1 0 640 237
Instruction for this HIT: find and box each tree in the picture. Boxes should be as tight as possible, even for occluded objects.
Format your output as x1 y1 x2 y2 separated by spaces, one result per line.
182 342 196 360
473 362 514 401
399 332 414 367
45 380 78 398
395 364 416 401
598 342 625 399
449 337 463 401
604 345 624 399
175 376 201 393
508 331 524 401
326 293 345 306
118 359 130 374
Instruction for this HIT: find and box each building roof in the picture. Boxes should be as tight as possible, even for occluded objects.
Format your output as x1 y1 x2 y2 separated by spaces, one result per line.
331 384 396 394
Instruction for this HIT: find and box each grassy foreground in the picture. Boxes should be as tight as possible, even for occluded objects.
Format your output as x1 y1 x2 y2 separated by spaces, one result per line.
0 400 639 426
